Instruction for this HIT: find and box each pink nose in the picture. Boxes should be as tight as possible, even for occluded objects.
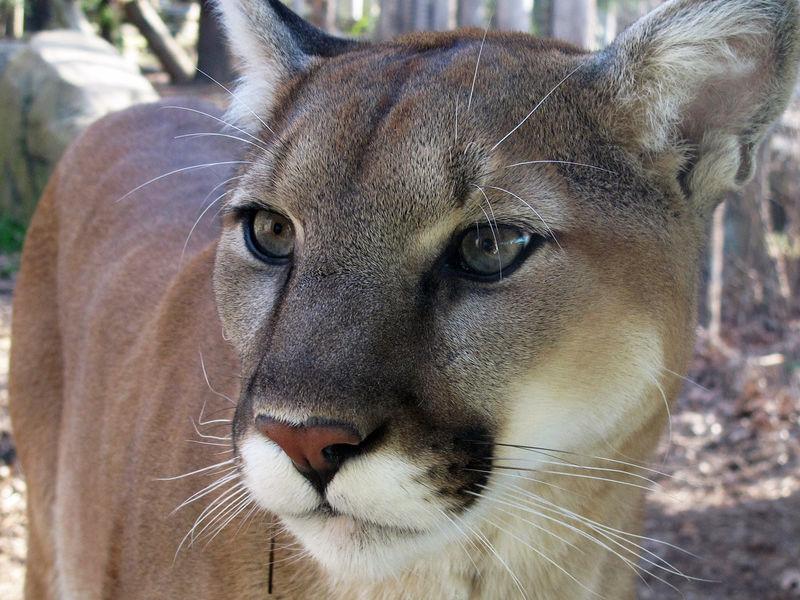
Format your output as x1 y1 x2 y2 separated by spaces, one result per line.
256 417 362 487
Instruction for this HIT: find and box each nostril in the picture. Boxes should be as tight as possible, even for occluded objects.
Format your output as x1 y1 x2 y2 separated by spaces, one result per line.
322 442 362 466
255 416 365 488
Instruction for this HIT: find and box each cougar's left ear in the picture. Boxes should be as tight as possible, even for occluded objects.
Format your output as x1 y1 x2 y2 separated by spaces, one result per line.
594 0 800 212
215 0 357 132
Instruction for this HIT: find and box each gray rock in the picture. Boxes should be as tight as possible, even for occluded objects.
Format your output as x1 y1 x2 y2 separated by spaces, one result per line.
0 30 158 225
0 40 24 77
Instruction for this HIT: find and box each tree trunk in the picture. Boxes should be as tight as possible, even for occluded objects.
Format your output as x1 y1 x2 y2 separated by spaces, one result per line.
124 0 195 83
309 0 324 27
533 0 553 37
11 0 25 38
28 0 91 32
551 0 597 48
708 202 726 346
196 0 234 85
495 0 528 32
431 0 454 31
377 0 414 39
413 0 429 31
458 0 485 28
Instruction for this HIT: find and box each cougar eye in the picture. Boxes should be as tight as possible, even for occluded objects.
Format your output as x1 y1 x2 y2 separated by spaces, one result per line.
455 224 534 278
245 209 295 262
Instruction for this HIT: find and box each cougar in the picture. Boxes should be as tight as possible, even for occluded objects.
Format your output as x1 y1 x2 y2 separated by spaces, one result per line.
10 0 800 598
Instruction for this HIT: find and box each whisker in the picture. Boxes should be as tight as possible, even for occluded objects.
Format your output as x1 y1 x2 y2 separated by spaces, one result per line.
476 486 669 589
173 481 245 561
491 62 585 151
660 367 710 392
181 189 236 263
476 510 604 600
646 372 673 463
467 25 490 112
470 440 674 479
459 518 528 599
484 185 563 251
467 466 589 500
514 468 656 493
156 459 235 481
435 508 483 577
196 67 276 135
188 484 249 541
200 351 237 405
490 456 663 489
191 418 232 441
172 471 240 513
175 132 267 151
116 160 252 204
159 105 270 151
203 495 255 546
497 483 711 588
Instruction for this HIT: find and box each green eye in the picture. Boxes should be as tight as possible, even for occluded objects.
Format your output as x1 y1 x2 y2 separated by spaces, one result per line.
246 210 295 262
457 224 533 277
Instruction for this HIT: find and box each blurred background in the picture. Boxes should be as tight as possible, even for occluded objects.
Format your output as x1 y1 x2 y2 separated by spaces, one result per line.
0 1 798 598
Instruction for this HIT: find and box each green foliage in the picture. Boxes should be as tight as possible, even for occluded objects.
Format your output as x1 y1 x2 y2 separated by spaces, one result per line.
347 10 375 37
0 217 25 255
81 0 123 47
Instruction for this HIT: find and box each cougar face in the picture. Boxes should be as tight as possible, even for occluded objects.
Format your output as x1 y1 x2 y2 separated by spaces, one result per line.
211 0 800 582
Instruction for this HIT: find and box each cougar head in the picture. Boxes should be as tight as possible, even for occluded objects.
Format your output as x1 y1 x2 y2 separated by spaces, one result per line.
211 0 800 581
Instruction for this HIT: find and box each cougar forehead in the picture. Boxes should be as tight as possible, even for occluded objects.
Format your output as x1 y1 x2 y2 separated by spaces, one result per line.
229 31 682 245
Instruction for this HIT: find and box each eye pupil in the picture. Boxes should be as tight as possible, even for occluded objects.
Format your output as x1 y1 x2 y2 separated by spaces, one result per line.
247 209 295 262
481 237 497 254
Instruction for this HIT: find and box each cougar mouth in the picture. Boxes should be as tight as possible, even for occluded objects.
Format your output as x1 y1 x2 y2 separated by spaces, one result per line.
237 422 495 578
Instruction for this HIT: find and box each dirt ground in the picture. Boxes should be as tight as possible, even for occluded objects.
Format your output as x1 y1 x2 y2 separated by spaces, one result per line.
1 281 799 599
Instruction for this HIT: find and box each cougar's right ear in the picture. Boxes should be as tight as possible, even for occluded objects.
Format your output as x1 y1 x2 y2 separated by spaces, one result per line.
215 0 357 132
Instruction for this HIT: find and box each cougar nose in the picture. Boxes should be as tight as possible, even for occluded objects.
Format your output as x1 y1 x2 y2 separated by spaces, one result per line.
256 417 363 490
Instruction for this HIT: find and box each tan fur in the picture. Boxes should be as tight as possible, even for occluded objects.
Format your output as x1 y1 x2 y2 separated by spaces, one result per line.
10 1 800 598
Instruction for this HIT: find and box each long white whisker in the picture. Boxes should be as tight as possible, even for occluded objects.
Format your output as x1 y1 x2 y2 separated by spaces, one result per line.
160 105 270 150
495 483 707 585
181 189 235 263
172 471 239 513
661 367 710 391
471 184 506 274
116 161 252 203
484 185 563 251
646 372 673 463
156 459 235 481
491 62 585 151
175 132 266 150
491 442 674 479
203 495 254 546
200 351 237 405
534 469 655 492
467 25 490 112
196 67 276 135
492 456 663 489
460 519 528 599
477 511 603 600
435 508 483 577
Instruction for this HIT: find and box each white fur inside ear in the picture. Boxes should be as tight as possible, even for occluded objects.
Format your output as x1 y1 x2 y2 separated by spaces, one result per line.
614 0 778 151
214 0 310 132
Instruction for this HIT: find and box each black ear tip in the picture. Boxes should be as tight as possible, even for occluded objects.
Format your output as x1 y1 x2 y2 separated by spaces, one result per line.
265 0 357 58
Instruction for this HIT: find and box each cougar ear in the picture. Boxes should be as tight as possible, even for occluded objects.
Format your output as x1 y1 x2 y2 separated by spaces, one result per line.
215 0 357 132
596 0 800 211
